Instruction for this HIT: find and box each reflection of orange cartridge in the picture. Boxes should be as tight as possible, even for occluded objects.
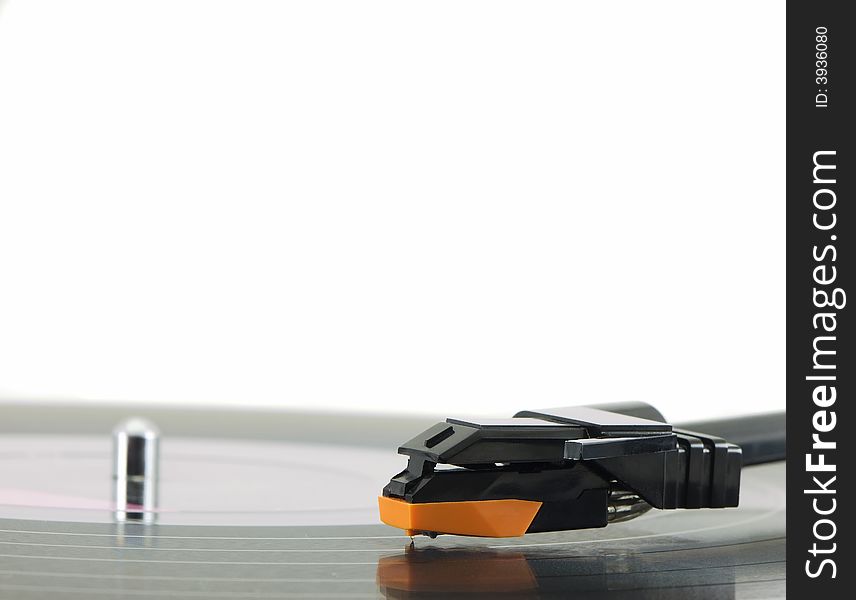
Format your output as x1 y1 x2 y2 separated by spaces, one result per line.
377 549 536 598
379 403 744 538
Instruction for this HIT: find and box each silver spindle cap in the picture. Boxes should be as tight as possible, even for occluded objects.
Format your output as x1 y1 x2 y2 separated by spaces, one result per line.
112 417 160 522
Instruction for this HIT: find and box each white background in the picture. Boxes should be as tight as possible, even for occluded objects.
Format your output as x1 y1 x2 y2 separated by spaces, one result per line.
0 0 784 421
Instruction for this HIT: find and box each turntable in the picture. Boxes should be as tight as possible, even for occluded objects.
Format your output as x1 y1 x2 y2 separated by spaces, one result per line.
0 402 785 599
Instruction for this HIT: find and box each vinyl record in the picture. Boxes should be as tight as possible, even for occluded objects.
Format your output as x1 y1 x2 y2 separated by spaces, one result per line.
0 406 784 599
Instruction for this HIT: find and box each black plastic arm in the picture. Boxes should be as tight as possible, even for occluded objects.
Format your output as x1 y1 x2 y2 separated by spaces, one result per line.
677 412 785 465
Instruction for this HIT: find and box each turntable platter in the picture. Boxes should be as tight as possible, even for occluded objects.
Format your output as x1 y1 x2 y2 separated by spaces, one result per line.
0 406 784 599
